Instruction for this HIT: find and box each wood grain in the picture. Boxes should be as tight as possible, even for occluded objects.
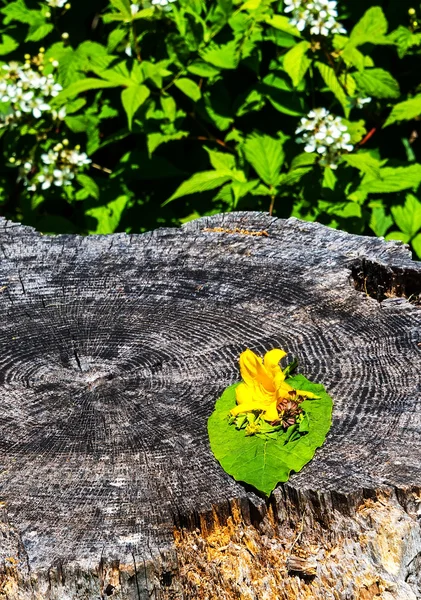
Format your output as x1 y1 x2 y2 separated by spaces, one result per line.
0 212 420 599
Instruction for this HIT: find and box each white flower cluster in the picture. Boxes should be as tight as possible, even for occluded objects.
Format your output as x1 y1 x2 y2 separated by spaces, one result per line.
284 0 347 36
46 0 67 7
0 55 65 127
349 96 371 109
151 0 177 7
296 108 353 168
130 0 176 15
21 143 91 191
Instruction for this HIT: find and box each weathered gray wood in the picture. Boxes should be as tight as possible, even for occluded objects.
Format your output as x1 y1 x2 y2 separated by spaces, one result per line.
0 212 420 599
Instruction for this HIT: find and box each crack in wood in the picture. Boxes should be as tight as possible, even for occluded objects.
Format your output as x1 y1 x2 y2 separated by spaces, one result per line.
351 257 421 305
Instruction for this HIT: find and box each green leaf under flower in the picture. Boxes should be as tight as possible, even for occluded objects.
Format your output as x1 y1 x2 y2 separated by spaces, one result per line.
208 374 333 496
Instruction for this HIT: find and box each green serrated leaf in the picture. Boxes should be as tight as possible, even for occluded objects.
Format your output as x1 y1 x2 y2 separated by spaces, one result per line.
283 41 311 88
349 7 390 46
278 168 311 186
163 170 233 205
341 153 381 178
369 205 393 237
174 77 201 102
243 132 285 187
385 231 410 243
25 22 53 42
341 44 366 71
265 14 301 38
319 200 362 220
316 62 349 117
85 195 129 234
411 233 421 258
200 40 240 69
343 119 366 145
54 78 120 104
107 27 127 52
187 61 220 78
0 34 19 55
98 64 133 86
202 85 234 130
121 84 150 130
132 7 155 20
205 147 236 172
160 94 177 122
77 41 115 72
290 152 317 170
146 130 189 156
322 167 337 190
353 69 400 99
231 180 260 207
261 73 306 116
239 0 262 10
389 25 421 58
0 0 41 26
66 98 86 115
250 183 272 196
339 72 356 97
391 193 421 238
360 165 421 194
44 44 82 87
109 0 131 18
217 0 233 17
208 375 333 496
234 88 265 117
384 94 421 127
75 174 100 201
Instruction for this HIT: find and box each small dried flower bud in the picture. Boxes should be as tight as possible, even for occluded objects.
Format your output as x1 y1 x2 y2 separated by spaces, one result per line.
61 32 69 40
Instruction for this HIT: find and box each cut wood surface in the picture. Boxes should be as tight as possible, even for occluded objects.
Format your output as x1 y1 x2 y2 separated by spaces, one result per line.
0 212 420 600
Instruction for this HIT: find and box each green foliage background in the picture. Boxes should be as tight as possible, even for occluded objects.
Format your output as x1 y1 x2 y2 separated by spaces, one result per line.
1 0 421 256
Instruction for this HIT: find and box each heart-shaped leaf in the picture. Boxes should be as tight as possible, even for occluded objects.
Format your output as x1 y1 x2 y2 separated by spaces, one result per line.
208 374 333 496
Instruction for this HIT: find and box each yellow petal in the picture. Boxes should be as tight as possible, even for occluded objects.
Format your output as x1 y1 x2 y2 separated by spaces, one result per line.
230 401 259 416
275 380 294 401
274 370 287 387
262 402 279 422
239 349 274 392
263 348 287 378
235 382 253 405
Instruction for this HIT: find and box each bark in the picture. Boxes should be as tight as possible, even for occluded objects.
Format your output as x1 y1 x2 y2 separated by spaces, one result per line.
0 212 420 600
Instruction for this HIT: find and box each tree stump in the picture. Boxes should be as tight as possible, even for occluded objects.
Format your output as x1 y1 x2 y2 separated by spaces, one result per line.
0 212 420 600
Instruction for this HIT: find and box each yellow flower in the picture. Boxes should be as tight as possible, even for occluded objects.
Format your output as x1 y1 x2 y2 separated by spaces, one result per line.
230 348 318 422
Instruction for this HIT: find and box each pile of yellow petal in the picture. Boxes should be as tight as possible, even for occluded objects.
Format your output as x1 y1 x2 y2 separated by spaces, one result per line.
229 348 319 437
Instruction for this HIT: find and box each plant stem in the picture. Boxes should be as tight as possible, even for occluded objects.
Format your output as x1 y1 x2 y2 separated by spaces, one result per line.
269 185 276 215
